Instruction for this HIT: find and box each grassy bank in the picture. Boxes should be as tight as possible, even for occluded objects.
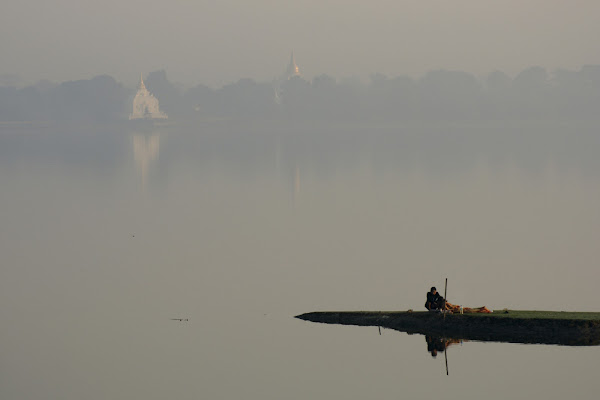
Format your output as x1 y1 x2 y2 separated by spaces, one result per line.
477 310 600 320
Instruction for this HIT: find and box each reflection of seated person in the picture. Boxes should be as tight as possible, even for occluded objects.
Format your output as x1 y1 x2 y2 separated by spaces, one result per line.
425 336 446 358
425 336 463 358
425 287 445 311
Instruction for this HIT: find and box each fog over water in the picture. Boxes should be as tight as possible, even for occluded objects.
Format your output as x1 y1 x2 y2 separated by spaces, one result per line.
1 120 599 399
2 1 600 398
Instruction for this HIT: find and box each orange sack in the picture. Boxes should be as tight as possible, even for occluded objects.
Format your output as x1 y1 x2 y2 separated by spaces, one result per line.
445 301 491 314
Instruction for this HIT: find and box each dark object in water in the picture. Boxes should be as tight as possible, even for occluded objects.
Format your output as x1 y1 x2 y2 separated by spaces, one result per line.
295 311 600 346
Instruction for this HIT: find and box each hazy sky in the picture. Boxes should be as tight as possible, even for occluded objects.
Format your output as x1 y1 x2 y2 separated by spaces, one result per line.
2 0 599 86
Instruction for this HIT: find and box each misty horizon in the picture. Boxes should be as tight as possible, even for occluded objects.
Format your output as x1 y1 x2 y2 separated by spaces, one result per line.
2 62 600 91
2 63 600 124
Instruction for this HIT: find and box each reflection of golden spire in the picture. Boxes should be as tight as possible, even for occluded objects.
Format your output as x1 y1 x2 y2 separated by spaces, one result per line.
294 165 300 197
291 164 300 208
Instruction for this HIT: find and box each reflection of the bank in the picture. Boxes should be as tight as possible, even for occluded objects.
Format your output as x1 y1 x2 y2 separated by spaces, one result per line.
132 132 160 188
296 311 600 346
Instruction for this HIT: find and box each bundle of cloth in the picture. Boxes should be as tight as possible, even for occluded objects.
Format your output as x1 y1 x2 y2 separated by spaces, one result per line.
445 301 491 314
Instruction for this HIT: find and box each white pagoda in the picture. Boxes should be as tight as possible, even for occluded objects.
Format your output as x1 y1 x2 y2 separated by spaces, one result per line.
129 74 168 120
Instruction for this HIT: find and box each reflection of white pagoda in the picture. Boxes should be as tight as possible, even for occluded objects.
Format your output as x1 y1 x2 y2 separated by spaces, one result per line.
133 133 160 188
129 74 168 120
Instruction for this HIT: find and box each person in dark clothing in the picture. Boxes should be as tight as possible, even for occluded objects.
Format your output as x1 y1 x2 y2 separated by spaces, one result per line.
425 286 445 311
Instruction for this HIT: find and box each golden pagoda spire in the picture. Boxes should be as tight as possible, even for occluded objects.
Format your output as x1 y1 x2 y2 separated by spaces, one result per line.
286 51 300 79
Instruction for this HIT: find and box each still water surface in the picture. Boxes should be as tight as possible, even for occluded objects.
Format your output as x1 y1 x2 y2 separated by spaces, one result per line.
1 121 599 399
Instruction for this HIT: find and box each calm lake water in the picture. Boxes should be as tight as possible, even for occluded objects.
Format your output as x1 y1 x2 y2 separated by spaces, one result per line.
1 120 599 400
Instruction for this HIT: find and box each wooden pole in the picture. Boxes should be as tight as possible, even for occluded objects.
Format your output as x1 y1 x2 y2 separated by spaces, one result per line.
444 278 448 304
444 278 448 319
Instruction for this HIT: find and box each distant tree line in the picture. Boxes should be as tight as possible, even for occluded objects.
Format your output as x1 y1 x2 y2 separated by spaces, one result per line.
1 66 599 123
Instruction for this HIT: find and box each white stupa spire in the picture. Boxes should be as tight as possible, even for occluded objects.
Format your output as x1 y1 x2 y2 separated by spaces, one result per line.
139 72 147 91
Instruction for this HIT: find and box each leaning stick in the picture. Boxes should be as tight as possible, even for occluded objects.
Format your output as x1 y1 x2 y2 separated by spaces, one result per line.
444 278 449 373
444 278 448 319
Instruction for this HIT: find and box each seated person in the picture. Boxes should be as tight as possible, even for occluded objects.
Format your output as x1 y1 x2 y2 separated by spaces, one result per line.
425 286 445 311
